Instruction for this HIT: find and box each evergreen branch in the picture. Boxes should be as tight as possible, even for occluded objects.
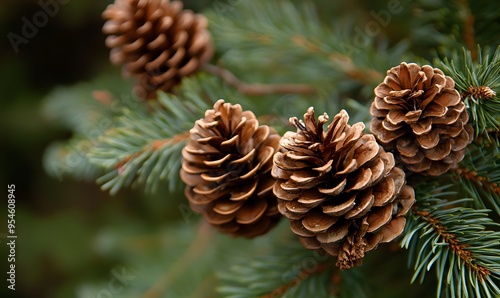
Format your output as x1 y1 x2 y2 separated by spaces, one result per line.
88 74 263 195
88 75 224 195
451 144 500 216
217 239 367 298
411 209 490 282
455 167 500 196
439 45 500 139
202 64 317 95
401 184 500 298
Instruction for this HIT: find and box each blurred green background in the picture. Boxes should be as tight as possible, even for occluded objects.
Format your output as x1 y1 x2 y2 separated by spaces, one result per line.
0 1 215 297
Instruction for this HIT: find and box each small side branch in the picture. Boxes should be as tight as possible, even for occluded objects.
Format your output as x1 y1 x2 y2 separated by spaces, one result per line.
202 63 317 96
115 132 189 174
454 166 500 196
413 209 490 281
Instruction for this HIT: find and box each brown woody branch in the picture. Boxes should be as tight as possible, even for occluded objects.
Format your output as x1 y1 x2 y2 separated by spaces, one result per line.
454 167 500 196
202 63 317 96
459 0 477 60
413 209 491 281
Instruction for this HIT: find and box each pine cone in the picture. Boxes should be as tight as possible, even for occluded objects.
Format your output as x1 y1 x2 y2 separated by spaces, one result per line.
180 99 281 238
102 0 214 99
370 62 473 176
272 108 415 270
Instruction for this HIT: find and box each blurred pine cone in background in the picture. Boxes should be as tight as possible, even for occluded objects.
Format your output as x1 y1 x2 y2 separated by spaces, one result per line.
370 62 473 176
180 99 281 238
102 0 214 99
272 108 415 269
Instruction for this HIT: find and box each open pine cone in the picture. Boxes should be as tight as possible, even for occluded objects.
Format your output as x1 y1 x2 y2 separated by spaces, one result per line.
272 108 415 269
370 62 473 176
102 0 214 99
180 99 281 238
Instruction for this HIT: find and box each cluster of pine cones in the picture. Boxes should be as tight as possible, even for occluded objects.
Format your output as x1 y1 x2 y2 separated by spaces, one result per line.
102 0 474 269
180 62 473 269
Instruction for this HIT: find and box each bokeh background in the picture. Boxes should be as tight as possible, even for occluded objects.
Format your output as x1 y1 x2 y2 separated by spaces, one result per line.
1 1 215 297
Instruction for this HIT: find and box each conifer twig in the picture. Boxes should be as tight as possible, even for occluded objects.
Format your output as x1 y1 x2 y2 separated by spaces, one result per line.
202 63 317 95
115 132 189 175
412 208 491 281
454 166 500 196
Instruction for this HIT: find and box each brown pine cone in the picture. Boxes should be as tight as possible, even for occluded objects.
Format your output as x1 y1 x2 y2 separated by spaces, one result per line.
272 108 415 270
370 62 474 176
180 99 281 238
102 0 214 99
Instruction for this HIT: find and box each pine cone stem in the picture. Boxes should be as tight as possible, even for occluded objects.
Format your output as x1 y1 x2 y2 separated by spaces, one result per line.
201 64 317 95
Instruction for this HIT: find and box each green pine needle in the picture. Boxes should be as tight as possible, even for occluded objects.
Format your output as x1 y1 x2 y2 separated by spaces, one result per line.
453 144 500 216
401 184 500 298
440 46 500 140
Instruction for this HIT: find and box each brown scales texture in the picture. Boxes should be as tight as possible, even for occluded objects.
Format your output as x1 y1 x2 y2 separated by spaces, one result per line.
102 0 213 99
272 108 415 269
370 62 474 176
180 99 281 238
